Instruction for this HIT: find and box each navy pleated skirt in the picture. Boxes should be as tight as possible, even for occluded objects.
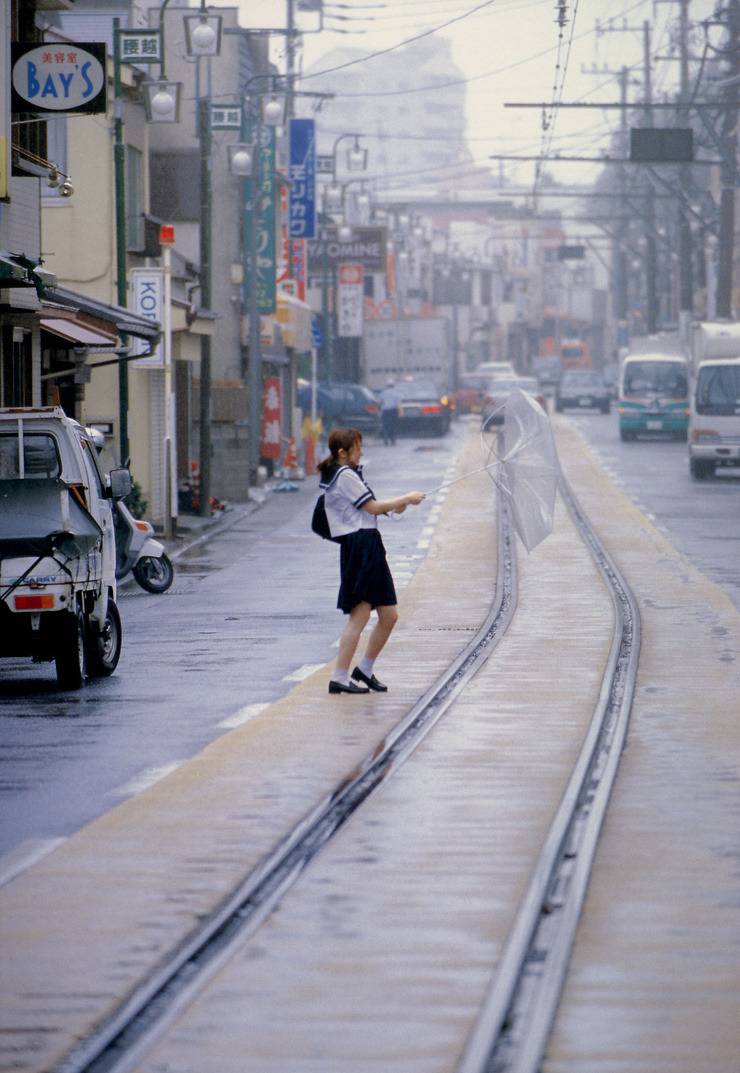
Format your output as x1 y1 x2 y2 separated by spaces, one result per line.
337 528 397 614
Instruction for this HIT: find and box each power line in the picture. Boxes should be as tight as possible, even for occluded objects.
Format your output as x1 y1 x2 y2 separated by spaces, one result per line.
312 0 649 98
296 0 498 82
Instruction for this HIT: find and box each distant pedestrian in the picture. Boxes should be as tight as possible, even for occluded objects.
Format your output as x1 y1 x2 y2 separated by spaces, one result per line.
379 379 400 445
318 427 425 694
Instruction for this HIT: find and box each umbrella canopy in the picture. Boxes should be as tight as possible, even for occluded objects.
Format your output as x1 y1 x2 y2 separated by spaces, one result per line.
482 390 560 552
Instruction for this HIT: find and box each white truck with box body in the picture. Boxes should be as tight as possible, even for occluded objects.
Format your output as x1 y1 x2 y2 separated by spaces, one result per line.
362 318 450 394
0 407 131 687
686 322 740 479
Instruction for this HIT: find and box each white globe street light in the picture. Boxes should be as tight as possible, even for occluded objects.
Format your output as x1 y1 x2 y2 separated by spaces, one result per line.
183 12 223 57
228 143 253 177
142 80 182 123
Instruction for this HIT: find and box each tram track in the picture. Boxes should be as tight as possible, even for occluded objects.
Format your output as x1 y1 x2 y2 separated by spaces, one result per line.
54 500 518 1073
53 470 640 1073
457 475 641 1073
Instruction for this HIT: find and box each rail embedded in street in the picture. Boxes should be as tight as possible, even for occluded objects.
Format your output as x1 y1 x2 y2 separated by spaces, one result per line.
456 476 641 1073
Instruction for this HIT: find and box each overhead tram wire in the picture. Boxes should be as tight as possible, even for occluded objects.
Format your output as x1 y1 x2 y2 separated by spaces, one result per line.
296 0 498 82
533 0 581 203
315 0 650 98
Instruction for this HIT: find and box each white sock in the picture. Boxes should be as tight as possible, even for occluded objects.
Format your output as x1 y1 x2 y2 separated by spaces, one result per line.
357 656 375 677
331 668 350 686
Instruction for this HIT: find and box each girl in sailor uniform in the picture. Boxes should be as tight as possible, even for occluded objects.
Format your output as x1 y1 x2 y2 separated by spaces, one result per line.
318 427 425 694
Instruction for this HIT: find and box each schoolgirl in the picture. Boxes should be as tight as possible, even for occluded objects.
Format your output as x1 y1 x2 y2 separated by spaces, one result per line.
318 427 425 695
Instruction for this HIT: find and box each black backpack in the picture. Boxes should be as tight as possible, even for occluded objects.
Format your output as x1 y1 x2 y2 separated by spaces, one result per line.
311 465 349 542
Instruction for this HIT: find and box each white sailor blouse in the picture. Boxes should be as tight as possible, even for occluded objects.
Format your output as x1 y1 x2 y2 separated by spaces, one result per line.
322 465 377 538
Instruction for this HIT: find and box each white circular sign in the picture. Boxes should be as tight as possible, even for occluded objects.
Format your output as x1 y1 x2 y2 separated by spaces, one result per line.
12 45 105 111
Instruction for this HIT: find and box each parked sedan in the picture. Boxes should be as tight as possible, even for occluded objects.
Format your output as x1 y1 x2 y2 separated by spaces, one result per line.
481 377 545 426
395 379 452 436
554 370 611 414
297 381 381 433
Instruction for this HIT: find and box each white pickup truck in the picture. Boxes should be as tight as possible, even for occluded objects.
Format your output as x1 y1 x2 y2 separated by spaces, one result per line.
0 407 132 688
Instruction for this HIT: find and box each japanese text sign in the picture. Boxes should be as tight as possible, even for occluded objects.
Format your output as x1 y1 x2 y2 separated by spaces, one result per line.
119 30 161 63
211 103 241 129
260 376 282 461
243 123 277 315
288 118 316 240
337 263 363 338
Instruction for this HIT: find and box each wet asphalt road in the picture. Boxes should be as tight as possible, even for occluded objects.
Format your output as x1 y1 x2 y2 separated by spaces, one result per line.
0 427 464 864
564 407 740 612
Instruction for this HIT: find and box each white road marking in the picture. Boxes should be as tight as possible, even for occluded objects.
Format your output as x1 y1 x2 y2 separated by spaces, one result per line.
0 837 67 889
283 663 325 682
416 538 430 550
421 526 435 539
218 702 269 729
109 762 184 798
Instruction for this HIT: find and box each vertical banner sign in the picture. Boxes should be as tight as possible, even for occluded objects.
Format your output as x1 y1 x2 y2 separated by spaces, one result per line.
290 240 307 301
243 122 277 315
260 376 282 460
337 264 364 338
130 268 163 366
288 118 316 240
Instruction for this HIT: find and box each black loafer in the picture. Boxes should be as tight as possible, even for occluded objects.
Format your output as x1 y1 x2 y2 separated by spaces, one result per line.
328 680 369 695
351 667 388 692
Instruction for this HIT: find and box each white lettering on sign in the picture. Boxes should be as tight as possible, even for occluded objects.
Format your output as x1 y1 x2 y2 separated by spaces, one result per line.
12 45 105 110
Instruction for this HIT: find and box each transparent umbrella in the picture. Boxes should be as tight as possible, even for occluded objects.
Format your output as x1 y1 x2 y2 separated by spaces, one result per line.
481 389 560 551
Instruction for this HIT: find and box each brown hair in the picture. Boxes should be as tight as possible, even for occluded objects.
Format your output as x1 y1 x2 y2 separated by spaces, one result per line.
317 427 362 480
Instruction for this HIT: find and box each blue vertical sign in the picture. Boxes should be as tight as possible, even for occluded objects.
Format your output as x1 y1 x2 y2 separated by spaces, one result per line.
288 118 316 240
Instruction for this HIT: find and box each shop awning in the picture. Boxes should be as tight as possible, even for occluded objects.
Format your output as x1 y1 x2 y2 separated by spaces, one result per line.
40 318 118 347
47 285 160 341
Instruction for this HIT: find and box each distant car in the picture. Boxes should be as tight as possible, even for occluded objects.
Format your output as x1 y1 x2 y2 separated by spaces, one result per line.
455 373 495 415
481 377 545 426
531 355 562 394
555 370 611 414
297 381 380 433
477 361 516 379
395 379 452 436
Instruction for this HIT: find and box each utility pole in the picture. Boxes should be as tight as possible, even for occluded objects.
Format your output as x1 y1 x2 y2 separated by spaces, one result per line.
113 19 129 467
643 21 659 333
616 67 629 332
198 89 213 516
677 0 694 321
717 0 740 318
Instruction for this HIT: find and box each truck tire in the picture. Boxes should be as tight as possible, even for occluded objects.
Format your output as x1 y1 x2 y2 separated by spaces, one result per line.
86 600 122 677
690 458 714 480
55 611 86 690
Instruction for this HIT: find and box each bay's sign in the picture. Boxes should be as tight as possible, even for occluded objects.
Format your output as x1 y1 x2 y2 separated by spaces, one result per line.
11 43 107 114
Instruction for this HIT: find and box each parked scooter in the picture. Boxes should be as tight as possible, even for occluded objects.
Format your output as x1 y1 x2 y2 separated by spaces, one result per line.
114 499 174 594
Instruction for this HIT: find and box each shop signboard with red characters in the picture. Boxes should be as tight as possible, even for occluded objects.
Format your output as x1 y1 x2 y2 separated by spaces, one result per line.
260 377 282 461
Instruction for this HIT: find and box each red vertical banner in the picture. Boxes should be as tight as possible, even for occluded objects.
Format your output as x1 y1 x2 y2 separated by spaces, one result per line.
290 239 307 301
260 376 282 460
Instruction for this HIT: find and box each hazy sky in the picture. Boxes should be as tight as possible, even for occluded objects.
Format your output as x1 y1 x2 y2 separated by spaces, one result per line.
209 0 720 189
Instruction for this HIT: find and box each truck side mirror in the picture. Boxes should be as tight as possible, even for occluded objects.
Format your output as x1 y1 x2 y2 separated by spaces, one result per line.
108 468 133 500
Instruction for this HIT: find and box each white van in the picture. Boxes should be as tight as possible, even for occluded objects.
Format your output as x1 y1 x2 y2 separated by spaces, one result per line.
688 359 740 478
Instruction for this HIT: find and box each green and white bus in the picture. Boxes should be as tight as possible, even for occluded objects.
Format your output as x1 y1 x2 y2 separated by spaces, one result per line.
618 353 689 441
